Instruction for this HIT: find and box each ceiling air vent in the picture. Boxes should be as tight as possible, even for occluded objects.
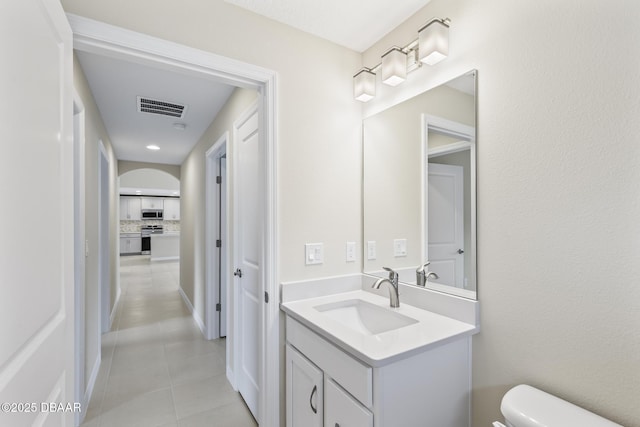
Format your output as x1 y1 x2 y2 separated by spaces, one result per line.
137 96 187 118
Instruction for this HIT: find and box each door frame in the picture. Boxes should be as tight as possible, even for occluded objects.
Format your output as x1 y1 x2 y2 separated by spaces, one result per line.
73 91 89 426
205 133 228 341
67 14 280 426
422 114 476 298
98 140 111 334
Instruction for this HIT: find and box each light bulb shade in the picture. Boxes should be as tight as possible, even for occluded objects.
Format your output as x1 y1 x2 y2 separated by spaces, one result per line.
381 47 407 86
354 68 376 102
418 19 449 65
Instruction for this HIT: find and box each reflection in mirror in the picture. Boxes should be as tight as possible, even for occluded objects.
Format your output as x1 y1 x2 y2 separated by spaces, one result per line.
363 70 477 299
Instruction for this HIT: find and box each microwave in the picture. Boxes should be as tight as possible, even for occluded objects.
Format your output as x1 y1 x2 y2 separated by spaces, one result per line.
141 209 163 219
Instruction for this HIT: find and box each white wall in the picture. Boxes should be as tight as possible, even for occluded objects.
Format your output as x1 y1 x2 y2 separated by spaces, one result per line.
364 1 640 426
73 56 119 403
119 167 180 191
60 0 363 284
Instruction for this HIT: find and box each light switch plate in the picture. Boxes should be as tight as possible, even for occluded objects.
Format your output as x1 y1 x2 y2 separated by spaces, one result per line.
367 241 376 260
346 242 356 262
305 243 324 265
394 238 407 257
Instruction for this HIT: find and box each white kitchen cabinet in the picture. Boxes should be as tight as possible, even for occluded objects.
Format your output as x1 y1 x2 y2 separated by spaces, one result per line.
119 196 141 220
163 198 180 220
141 197 163 210
285 316 470 427
286 345 323 427
120 233 141 255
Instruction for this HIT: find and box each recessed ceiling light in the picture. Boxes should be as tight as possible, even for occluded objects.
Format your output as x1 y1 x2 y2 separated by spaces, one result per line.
146 144 160 150
173 123 186 131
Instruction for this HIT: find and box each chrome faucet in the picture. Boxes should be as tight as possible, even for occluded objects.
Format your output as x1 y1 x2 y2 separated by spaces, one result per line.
372 267 400 308
416 262 439 287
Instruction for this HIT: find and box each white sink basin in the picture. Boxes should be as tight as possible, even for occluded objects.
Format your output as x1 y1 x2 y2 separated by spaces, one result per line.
313 299 418 335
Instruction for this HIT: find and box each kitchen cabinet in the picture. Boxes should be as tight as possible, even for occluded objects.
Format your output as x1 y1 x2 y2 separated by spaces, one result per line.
120 233 141 255
163 198 180 220
119 196 141 220
285 316 470 427
141 197 163 210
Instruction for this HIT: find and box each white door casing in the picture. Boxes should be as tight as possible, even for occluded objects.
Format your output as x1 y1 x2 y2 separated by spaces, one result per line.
220 155 228 338
67 15 279 426
422 114 476 295
0 1 75 426
98 141 111 333
205 134 228 341
427 163 464 287
234 102 261 420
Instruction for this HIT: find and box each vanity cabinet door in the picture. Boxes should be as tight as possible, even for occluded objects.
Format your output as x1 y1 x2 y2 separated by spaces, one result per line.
287 344 323 427
324 377 373 427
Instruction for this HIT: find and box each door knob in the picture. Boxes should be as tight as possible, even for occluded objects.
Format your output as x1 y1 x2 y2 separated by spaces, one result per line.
457 249 464 254
233 268 243 278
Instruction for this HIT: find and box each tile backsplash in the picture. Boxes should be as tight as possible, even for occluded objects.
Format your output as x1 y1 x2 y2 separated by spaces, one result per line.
120 220 181 233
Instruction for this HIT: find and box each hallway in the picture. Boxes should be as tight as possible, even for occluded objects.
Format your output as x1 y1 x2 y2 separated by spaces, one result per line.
81 256 256 427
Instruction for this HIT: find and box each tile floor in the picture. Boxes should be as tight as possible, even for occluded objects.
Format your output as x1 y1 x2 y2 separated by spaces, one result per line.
81 255 257 427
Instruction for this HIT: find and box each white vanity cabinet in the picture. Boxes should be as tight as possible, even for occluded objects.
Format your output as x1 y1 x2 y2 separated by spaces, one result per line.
285 315 471 427
286 345 323 427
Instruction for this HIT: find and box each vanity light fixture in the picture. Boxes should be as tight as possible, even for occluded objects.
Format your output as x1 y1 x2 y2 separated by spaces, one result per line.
381 47 408 86
354 68 377 102
353 17 450 102
418 18 450 65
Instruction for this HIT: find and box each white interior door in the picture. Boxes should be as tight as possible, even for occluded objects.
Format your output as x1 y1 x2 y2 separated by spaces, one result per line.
428 163 464 287
0 1 75 426
234 103 261 420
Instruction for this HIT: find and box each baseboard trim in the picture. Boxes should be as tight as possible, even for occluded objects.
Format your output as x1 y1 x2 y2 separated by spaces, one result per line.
178 287 206 337
109 286 121 329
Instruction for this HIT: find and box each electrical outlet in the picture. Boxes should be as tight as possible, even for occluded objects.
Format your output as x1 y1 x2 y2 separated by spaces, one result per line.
346 242 356 262
367 241 376 260
393 238 407 257
305 243 324 265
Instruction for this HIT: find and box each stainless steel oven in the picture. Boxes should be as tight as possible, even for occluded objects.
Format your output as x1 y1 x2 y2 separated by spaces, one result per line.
141 225 163 255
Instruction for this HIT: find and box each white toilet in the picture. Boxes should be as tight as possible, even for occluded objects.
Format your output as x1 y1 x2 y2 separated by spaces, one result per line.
493 384 622 427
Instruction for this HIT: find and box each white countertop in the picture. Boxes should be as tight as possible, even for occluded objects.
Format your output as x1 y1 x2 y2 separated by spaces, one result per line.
281 289 477 367
150 232 180 238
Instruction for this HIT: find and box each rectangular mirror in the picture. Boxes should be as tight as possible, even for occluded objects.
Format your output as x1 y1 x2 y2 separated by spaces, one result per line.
363 70 477 299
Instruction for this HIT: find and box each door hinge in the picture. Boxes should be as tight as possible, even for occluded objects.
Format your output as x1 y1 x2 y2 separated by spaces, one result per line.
216 175 222 184
216 239 221 248
264 291 269 303
216 303 221 312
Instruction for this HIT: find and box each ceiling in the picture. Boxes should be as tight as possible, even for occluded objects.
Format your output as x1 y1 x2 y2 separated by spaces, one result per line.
77 51 235 165
77 1 432 166
225 0 432 52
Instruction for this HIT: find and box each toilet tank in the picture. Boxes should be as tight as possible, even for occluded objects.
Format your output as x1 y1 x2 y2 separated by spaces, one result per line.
500 385 622 427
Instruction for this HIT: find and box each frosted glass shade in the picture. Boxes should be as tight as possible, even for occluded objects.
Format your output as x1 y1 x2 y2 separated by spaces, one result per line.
418 19 449 65
381 47 407 86
354 69 376 102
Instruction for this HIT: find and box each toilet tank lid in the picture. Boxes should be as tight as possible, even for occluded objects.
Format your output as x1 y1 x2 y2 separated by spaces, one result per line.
501 385 621 427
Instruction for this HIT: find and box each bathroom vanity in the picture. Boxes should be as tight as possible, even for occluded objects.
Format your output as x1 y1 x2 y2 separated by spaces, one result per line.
281 279 479 427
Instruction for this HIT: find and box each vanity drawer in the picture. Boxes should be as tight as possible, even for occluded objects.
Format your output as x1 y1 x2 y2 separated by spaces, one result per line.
286 316 373 408
325 377 373 427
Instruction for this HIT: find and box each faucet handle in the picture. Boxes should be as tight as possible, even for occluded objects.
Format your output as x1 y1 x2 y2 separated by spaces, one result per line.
382 266 398 283
416 261 431 273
